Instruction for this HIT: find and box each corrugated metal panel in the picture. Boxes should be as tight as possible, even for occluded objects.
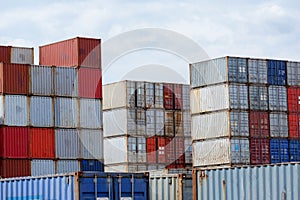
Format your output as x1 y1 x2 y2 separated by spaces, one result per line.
250 111 270 138
0 159 30 178
104 137 127 165
0 127 29 158
269 86 287 111
164 83 173 110
145 82 155 108
174 84 182 110
289 140 300 162
270 139 289 163
249 85 269 110
248 58 268 84
80 98 102 128
287 86 300 112
268 60 287 85
31 159 55 176
182 85 190 110
103 108 130 137
103 81 127 110
146 109 155 137
55 67 78 97
127 80 136 108
229 84 248 109
270 112 288 137
0 46 11 63
56 160 80 174
78 38 101 68
30 128 55 159
81 159 104 171
4 95 28 126
184 137 192 164
230 139 250 164
136 108 146 136
287 61 300 86
11 47 34 64
288 113 300 139
227 57 248 83
80 129 103 159
55 128 80 159
146 137 156 163
78 68 102 98
136 81 145 108
154 83 163 108
175 111 183 136
0 95 4 124
30 65 53 96
165 111 174 137
195 163 300 200
30 96 53 127
54 97 79 128
155 109 164 136
250 138 270 164
190 88 201 114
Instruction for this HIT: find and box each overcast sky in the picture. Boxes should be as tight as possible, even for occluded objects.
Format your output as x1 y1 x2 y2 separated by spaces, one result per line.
1 0 300 84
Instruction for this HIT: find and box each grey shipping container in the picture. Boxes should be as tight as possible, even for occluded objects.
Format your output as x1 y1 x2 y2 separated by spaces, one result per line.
56 160 80 174
182 85 190 110
146 82 155 108
249 85 268 110
55 66 78 97
80 129 103 159
248 58 268 84
268 86 287 111
54 97 79 128
30 65 54 95
287 61 300 86
3 95 29 126
136 81 145 108
31 159 55 176
155 83 164 108
11 47 34 64
55 128 80 159
30 96 54 127
146 109 155 137
193 163 300 200
136 108 146 136
270 112 289 137
183 111 191 137
79 98 102 128
185 137 193 164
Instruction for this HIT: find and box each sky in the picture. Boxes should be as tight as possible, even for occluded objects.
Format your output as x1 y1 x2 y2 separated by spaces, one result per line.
1 0 300 84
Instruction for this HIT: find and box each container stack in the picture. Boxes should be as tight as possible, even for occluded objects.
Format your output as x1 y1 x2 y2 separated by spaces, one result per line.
190 56 300 168
103 81 192 172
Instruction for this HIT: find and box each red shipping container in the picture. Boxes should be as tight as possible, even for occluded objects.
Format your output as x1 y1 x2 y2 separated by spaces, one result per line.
157 137 167 163
30 128 55 159
146 137 156 164
163 84 173 110
0 127 29 158
288 113 300 139
78 68 102 98
39 37 101 68
250 111 269 138
0 63 29 95
250 138 270 165
174 84 182 110
0 46 11 63
288 87 300 113
0 159 31 178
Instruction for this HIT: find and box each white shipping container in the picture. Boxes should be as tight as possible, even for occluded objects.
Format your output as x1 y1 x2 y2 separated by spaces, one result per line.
30 65 53 96
287 61 300 86
80 129 103 159
30 96 53 127
80 98 102 128
11 47 34 64
4 95 28 126
56 160 80 174
55 67 78 97
54 97 79 128
31 160 55 176
55 128 80 159
103 81 131 110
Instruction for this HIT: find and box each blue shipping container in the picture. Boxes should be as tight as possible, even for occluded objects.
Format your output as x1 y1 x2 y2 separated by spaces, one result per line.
81 159 104 171
267 60 287 85
289 140 300 162
270 138 289 163
0 172 149 200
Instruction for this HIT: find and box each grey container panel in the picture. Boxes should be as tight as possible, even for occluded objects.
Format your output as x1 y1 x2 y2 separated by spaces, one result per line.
230 111 249 137
128 137 147 163
269 86 287 111
30 96 54 127
175 111 183 136
155 109 164 136
31 160 55 176
229 84 248 109
249 85 269 110
136 81 145 108
55 128 80 159
146 82 155 108
128 137 137 163
183 111 191 137
54 97 79 128
80 129 103 159
136 109 146 136
227 57 248 83
4 95 28 126
165 111 174 137
270 112 289 137
11 47 34 64
248 59 268 84
182 85 190 110
126 81 136 108
80 98 102 128
230 139 250 164
127 108 137 135
56 160 80 174
55 67 78 97
137 137 147 163
154 83 164 108
184 137 192 164
287 61 300 86
146 109 155 137
31 65 54 95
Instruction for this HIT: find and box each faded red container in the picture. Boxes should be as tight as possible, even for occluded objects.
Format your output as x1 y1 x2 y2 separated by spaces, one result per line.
289 113 300 139
30 128 55 159
0 127 29 158
288 87 300 112
249 111 269 138
174 111 183 136
39 37 101 68
157 137 167 163
163 83 173 110
0 46 11 63
174 84 182 110
0 63 29 94
164 111 174 137
146 137 156 164
78 68 102 98
0 159 31 178
250 138 270 165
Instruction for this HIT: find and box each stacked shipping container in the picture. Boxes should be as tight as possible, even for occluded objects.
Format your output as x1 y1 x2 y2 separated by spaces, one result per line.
103 81 192 172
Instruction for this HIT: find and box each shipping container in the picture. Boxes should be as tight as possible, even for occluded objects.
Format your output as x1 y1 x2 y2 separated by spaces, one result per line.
145 82 155 108
146 109 155 137
0 127 29 158
164 83 174 110
183 111 191 137
105 163 148 173
149 174 192 200
81 159 104 171
248 58 268 84
287 61 300 86
78 67 102 99
0 46 11 63
157 137 168 163
193 163 300 200
56 160 80 174
31 159 55 176
270 138 289 163
249 111 269 138
30 65 54 96
155 109 164 136
30 128 55 159
165 111 174 137
192 111 249 141
0 63 29 95
289 140 300 162
80 129 103 159
269 112 288 137
184 137 192 165
0 159 30 178
288 113 300 139
2 95 28 126
54 97 79 128
154 83 163 108
165 137 185 168
55 128 80 159
146 137 157 163
250 138 270 165
147 164 166 171
268 86 287 111
193 138 250 167
190 57 248 88
267 59 287 85
136 108 146 136
54 66 78 97
11 47 34 64
136 81 145 108
30 96 54 127
287 86 300 112
249 85 268 110
182 85 190 111
174 84 182 110
175 111 183 136
39 37 101 68
79 98 102 129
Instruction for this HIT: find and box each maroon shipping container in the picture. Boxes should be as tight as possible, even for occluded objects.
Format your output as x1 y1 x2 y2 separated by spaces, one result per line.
249 111 269 138
0 46 11 63
250 138 270 165
163 84 173 110
289 113 300 139
39 37 101 68
0 159 31 178
146 137 156 164
30 128 55 159
288 87 300 113
0 63 29 95
174 84 182 110
78 68 102 98
0 127 29 158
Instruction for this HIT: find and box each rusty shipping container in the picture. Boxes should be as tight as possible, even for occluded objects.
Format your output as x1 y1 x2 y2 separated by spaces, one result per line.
29 128 55 159
0 159 30 178
39 37 101 68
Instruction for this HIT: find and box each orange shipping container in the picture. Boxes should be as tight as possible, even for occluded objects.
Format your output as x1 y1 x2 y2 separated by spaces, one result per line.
30 128 55 159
